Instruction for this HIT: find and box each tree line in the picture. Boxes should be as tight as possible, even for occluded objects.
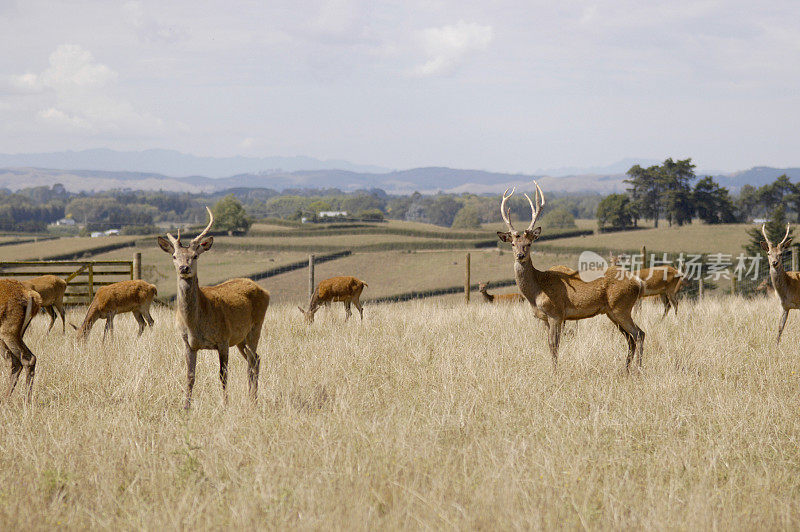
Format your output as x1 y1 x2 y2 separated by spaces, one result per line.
0 183 602 233
597 158 796 231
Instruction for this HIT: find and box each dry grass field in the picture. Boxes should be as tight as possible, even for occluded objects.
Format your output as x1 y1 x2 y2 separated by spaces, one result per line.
93 246 311 301
0 235 139 261
541 223 753 257
259 248 575 304
2 298 799 529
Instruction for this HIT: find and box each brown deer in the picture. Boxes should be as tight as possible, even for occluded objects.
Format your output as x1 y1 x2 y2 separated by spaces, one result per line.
609 253 684 317
298 276 367 324
0 279 41 402
497 183 645 371
75 280 157 342
760 223 800 344
22 275 67 333
158 207 270 409
477 282 525 303
757 277 775 298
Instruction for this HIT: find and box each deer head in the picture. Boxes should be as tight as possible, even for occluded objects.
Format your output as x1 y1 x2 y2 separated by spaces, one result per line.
478 282 488 293
158 206 215 279
496 182 544 262
760 223 792 270
297 306 317 324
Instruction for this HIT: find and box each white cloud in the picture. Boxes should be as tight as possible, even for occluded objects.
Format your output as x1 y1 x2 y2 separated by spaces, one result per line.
12 44 162 136
13 44 117 92
412 21 493 77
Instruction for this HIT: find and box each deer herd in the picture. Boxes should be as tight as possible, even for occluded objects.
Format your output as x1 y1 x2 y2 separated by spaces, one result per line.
0 183 797 406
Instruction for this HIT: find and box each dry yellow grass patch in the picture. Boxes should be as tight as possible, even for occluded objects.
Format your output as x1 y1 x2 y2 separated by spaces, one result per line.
1 298 799 529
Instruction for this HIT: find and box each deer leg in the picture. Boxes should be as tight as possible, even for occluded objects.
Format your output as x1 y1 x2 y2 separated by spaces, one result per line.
217 345 229 405
4 352 22 400
133 311 146 337
244 344 260 402
344 300 352 321
612 321 636 369
354 298 364 320
660 294 670 319
777 309 790 345
667 291 678 316
44 306 57 333
4 338 36 402
546 317 563 369
610 312 645 372
143 308 154 327
102 315 114 343
184 341 197 411
55 302 66 333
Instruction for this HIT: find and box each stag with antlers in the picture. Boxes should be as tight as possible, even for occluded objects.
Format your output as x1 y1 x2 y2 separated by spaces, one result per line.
158 207 270 409
760 223 800 344
497 183 646 371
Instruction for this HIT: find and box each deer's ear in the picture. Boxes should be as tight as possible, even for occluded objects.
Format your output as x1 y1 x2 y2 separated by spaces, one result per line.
760 241 770 252
524 227 542 241
157 236 173 254
497 231 512 242
196 236 213 253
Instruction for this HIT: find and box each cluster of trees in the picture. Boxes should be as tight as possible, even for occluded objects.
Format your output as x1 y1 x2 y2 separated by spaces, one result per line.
596 158 794 231
0 184 69 232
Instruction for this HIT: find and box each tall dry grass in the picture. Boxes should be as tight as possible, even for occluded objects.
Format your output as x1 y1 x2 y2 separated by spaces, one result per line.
1 298 799 529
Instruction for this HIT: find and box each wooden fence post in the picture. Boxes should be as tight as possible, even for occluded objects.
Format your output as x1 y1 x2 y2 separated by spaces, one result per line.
640 245 647 272
731 274 738 296
133 252 141 280
698 277 704 300
792 247 798 272
465 252 471 303
87 263 94 302
308 254 315 300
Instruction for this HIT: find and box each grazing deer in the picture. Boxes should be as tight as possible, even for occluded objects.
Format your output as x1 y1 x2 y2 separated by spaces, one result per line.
609 253 684 317
497 183 645 371
477 282 525 303
158 207 270 409
22 275 67 333
760 223 800 344
298 276 367 324
0 279 41 402
75 280 157 342
757 277 775 298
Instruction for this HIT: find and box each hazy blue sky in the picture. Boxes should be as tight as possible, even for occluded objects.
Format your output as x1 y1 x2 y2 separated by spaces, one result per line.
1 0 798 173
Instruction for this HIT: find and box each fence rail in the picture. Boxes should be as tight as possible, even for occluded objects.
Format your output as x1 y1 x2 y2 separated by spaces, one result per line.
0 256 138 305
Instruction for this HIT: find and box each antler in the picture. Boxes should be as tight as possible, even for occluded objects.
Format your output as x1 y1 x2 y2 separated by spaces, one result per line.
500 187 517 231
191 206 214 246
761 224 772 248
166 227 181 248
779 223 791 247
523 180 545 231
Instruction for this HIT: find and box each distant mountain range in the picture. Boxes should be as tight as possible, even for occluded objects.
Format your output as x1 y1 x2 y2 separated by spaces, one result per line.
0 149 796 195
0 149 389 177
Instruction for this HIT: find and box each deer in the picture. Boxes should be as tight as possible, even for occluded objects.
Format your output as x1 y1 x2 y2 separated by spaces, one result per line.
298 276 367 324
757 277 775 298
75 280 157 342
22 275 67 334
497 183 646 371
608 252 684 317
158 207 270 409
477 282 525 303
760 223 800 344
0 279 41 402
